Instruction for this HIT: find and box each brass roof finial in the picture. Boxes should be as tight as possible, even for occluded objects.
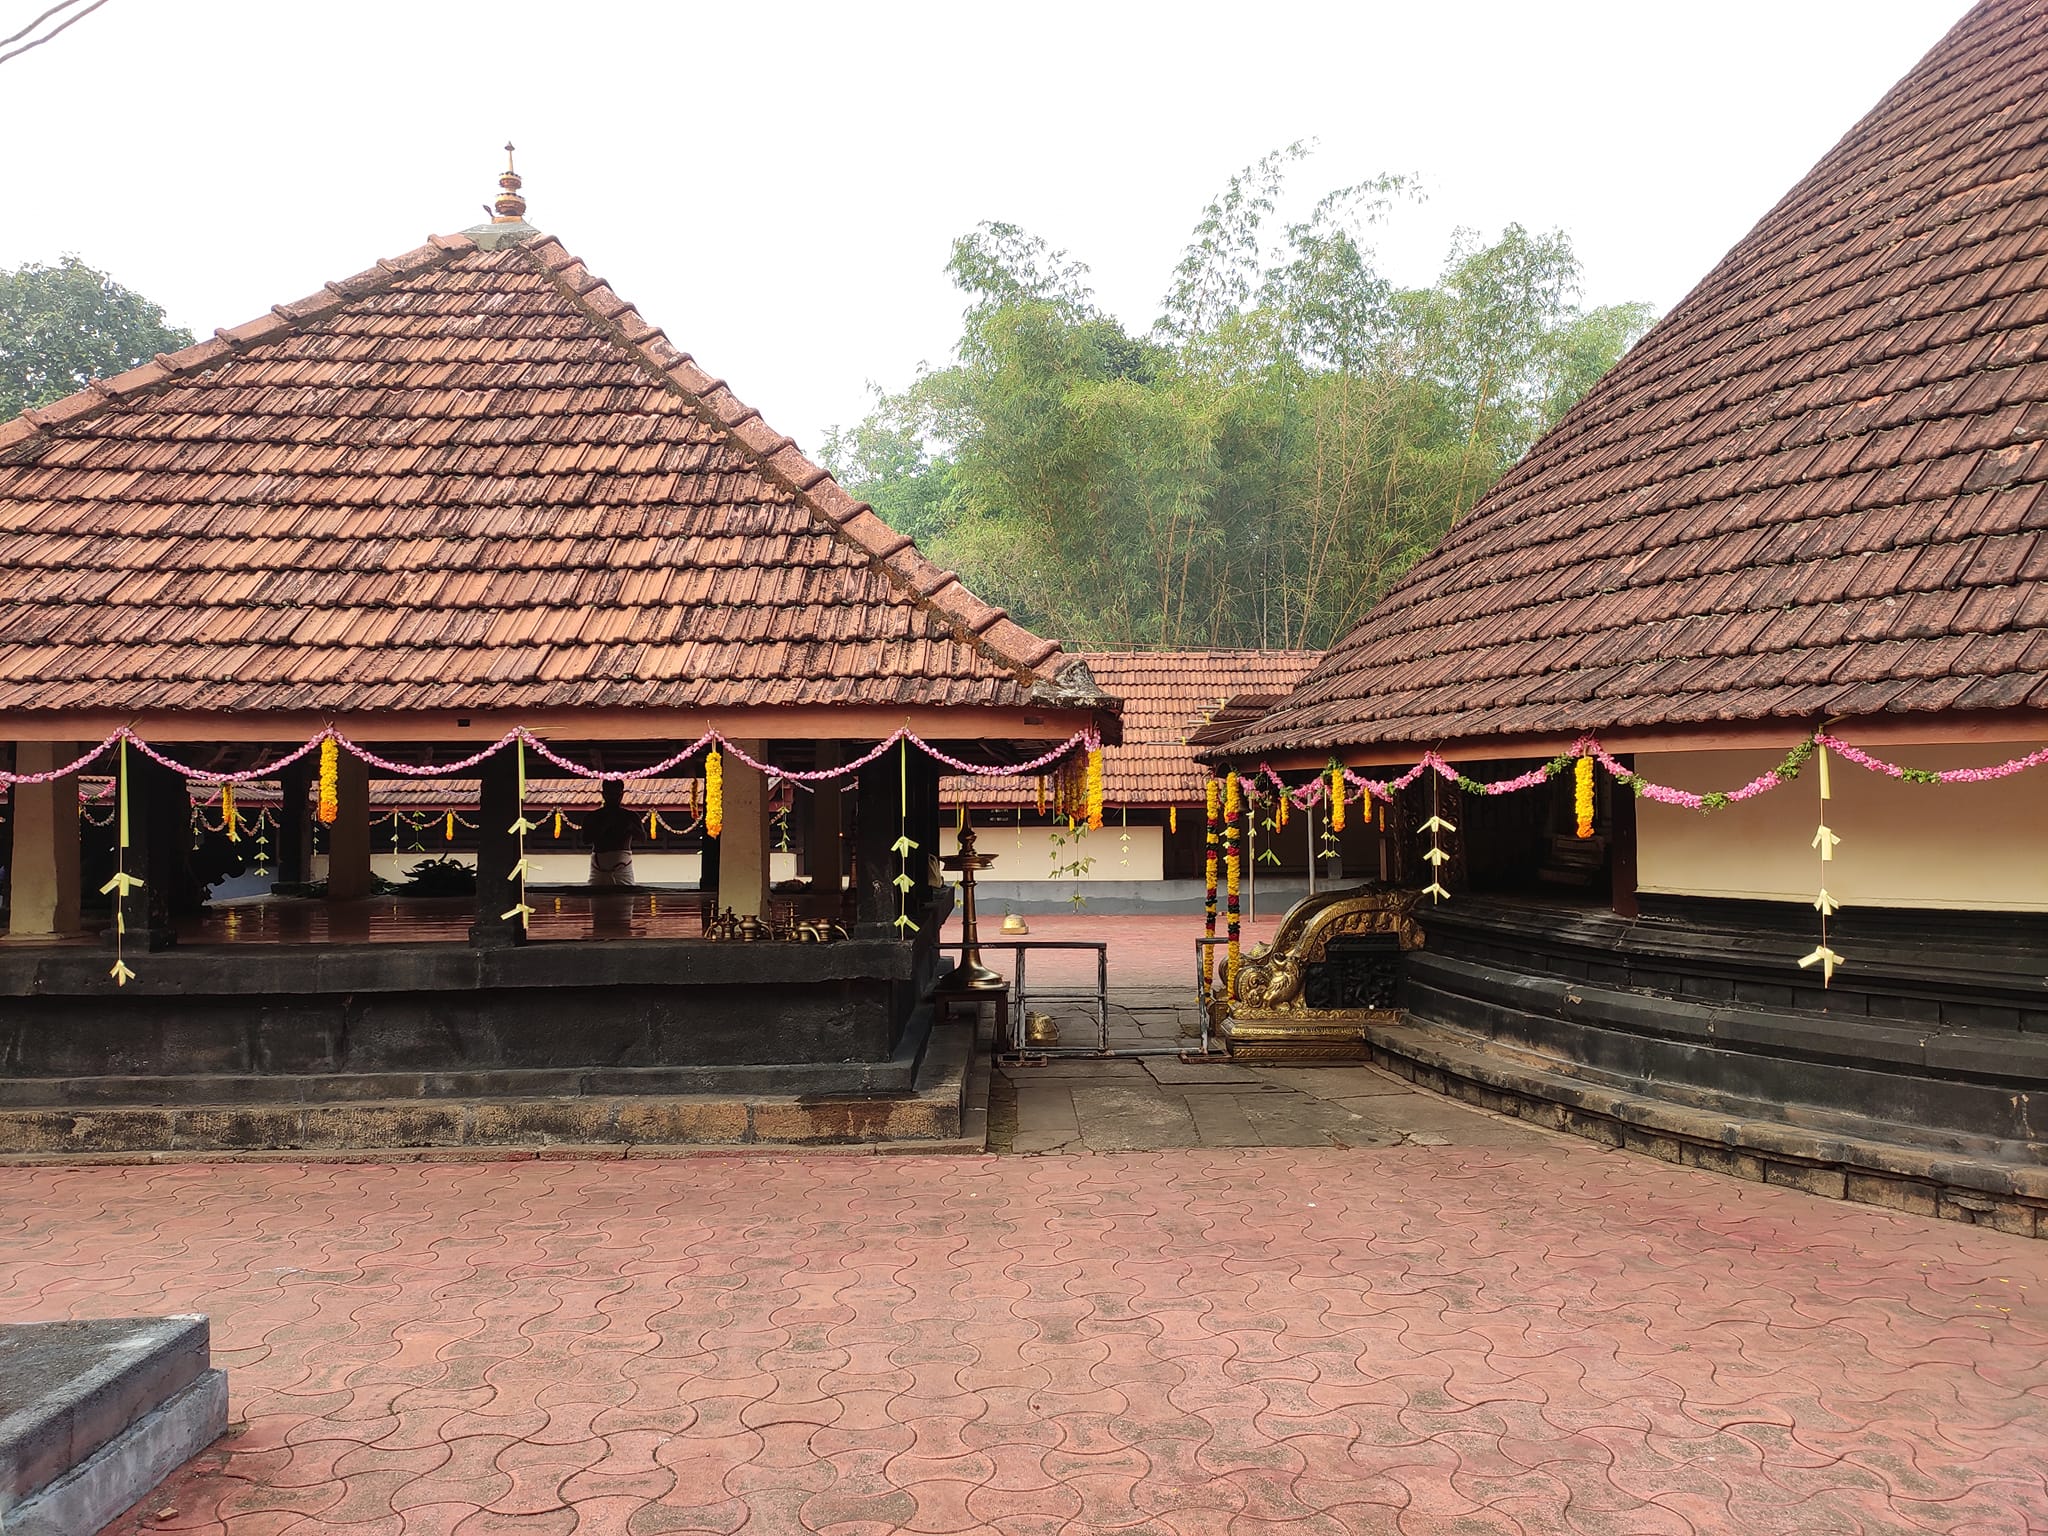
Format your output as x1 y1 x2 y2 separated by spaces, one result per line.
492 142 527 223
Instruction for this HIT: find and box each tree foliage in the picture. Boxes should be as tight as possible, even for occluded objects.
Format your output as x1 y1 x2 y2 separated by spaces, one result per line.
0 257 194 420
824 153 1654 650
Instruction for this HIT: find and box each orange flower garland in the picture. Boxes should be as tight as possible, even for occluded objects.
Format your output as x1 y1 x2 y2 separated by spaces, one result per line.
705 747 724 839
317 735 339 824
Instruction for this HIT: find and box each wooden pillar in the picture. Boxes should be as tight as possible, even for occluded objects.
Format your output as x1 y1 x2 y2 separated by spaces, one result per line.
716 742 769 918
105 752 178 950
469 749 527 948
277 763 313 886
804 744 843 889
1610 752 1640 920
906 751 941 927
8 743 81 937
852 752 896 938
325 751 373 901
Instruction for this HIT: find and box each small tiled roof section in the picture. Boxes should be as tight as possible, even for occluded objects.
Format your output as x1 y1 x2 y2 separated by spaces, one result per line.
1231 0 2048 759
952 651 1319 808
0 233 1064 714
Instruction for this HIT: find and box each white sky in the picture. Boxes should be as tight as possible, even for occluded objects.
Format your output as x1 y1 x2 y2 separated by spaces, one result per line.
3 0 1975 452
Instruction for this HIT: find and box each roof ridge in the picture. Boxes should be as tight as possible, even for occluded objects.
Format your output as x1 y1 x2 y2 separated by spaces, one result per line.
509 235 1065 684
0 235 476 467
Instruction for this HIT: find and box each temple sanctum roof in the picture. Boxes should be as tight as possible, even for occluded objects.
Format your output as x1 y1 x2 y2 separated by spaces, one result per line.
952 650 1319 808
1230 0 2048 760
0 212 1069 720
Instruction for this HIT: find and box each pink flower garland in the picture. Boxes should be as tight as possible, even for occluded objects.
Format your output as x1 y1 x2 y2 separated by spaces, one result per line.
1816 733 2048 784
4 725 1104 790
11 723 2041 807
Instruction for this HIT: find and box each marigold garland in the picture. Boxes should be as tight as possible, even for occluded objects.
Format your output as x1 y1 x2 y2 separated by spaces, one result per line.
317 735 339 824
1223 770 1243 998
1169 805 1177 834
1328 761 1345 833
222 782 239 843
445 811 456 842
1086 746 1105 831
1202 777 1221 995
1574 755 1595 840
705 747 724 839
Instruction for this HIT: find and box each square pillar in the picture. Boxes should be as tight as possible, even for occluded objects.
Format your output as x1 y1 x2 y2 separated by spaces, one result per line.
803 745 843 886
8 743 81 937
276 762 313 886
325 750 373 901
469 748 527 949
103 752 179 950
851 750 909 940
716 742 769 919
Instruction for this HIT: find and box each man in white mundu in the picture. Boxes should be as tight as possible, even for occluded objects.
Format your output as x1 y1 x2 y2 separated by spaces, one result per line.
584 779 638 886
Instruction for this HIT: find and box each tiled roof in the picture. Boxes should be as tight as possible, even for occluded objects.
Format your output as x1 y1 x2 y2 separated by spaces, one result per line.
952 651 1318 808
0 233 1064 716
1231 0 2048 759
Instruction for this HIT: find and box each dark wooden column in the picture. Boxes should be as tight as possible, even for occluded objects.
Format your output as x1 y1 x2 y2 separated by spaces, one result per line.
105 752 179 950
276 763 313 886
851 752 898 939
803 744 843 883
1610 753 1640 920
468 748 527 949
906 751 942 927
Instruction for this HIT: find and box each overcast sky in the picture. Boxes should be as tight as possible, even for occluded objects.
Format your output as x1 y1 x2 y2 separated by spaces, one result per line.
4 0 1976 451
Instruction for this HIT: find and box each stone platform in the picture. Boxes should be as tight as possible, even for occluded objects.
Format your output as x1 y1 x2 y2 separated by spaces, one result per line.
0 935 976 1155
1391 894 2048 1235
0 1315 226 1536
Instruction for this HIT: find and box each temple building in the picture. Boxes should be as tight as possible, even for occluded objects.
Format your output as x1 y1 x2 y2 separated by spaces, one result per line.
1208 0 2048 1231
941 649 1364 912
0 157 1114 1151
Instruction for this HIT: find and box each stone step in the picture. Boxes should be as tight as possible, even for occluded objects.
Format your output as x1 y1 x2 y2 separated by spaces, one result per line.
0 1315 227 1536
1365 1014 2048 1237
0 1020 982 1158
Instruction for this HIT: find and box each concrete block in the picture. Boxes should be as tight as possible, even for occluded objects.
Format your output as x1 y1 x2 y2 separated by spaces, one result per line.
1762 1160 1848 1200
298 1103 466 1150
614 1099 748 1145
0 1316 225 1536
1844 1172 1939 1217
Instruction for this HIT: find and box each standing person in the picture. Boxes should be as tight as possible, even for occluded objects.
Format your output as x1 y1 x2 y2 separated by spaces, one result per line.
584 779 638 886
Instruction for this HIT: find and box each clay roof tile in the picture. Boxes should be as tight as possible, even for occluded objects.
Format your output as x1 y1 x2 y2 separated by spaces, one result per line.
0 228 1075 718
1227 0 2048 758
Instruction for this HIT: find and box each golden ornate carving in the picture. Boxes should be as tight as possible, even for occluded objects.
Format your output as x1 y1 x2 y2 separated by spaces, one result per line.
1220 882 1424 1059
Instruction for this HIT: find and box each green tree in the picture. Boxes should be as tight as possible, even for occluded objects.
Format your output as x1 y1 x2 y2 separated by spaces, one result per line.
0 257 193 419
829 151 1655 651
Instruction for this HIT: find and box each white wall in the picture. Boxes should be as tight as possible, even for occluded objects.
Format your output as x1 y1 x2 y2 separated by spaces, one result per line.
940 823 1164 883
1635 742 2048 911
318 852 801 886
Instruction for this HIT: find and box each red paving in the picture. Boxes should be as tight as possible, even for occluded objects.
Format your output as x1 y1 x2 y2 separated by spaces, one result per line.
940 912 1282 992
7 1149 2045 1535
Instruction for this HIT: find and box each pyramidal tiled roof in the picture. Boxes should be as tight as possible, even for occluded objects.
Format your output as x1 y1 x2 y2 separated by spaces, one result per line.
951 650 1319 807
0 230 1064 716
1232 0 2048 759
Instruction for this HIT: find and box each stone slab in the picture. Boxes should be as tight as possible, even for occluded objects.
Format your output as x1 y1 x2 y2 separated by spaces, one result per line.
5 1369 225 1536
0 1315 209 1506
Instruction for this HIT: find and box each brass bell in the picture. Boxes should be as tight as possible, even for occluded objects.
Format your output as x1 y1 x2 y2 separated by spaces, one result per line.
1022 1010 1059 1047
1000 912 1030 935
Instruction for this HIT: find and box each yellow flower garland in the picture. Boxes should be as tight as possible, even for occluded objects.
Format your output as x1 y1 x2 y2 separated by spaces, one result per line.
222 783 239 842
1086 746 1105 831
1169 805 1177 834
706 747 724 839
317 735 339 824
1329 763 1345 833
1574 755 1595 839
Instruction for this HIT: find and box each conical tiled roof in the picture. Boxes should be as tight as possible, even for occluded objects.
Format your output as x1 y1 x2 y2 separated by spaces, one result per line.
0 232 1064 716
1232 0 2048 759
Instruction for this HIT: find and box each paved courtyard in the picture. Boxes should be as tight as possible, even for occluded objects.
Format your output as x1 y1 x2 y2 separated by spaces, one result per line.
8 1145 2044 1535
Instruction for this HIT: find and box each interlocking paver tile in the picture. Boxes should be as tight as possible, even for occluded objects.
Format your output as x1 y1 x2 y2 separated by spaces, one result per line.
11 1147 2044 1536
